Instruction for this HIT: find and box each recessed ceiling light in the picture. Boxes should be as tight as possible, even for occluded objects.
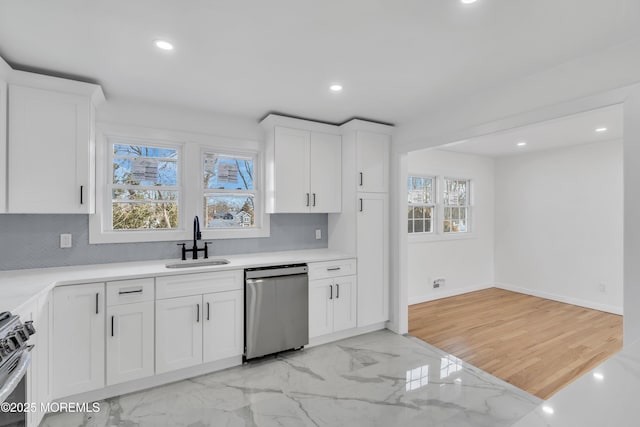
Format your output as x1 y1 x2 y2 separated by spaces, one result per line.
595 127 608 133
461 0 478 4
517 141 527 147
542 406 555 415
154 40 174 51
330 84 343 92
593 372 604 380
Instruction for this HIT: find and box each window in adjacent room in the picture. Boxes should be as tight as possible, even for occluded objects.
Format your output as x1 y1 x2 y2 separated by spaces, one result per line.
443 177 470 233
110 142 181 231
407 176 435 234
202 151 258 229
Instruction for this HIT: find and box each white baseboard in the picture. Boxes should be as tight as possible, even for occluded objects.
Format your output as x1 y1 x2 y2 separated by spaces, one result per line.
408 283 494 305
495 282 623 315
308 322 387 348
58 356 242 404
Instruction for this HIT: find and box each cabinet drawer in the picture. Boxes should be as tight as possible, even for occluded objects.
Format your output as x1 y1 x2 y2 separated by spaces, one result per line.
308 259 357 280
156 270 243 299
106 278 154 306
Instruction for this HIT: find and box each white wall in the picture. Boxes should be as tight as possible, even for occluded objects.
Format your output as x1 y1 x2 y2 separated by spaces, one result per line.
407 150 495 304
495 140 623 314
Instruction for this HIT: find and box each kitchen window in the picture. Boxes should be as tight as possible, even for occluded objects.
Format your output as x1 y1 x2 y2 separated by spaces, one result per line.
407 176 435 234
110 142 181 231
90 125 270 244
202 151 258 229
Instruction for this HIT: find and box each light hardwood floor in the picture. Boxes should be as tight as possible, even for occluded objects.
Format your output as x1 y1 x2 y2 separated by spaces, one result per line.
408 288 622 399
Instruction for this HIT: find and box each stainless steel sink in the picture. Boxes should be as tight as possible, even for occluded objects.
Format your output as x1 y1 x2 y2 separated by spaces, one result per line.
165 259 230 269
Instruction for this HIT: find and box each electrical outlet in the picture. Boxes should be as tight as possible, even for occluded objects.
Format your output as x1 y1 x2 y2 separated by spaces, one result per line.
433 278 446 289
60 233 72 248
599 282 607 293
315 229 322 240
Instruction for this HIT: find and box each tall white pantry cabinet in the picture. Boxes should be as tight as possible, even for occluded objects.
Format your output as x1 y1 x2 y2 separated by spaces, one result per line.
329 121 392 328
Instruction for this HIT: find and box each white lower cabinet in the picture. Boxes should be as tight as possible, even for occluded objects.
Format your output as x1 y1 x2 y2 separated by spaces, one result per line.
309 275 357 338
156 295 203 374
155 271 244 374
52 283 105 399
356 193 389 326
106 302 155 385
203 290 243 363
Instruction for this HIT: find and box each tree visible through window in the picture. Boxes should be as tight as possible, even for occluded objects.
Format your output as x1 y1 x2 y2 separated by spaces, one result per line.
443 178 470 233
203 152 256 229
111 144 180 230
408 176 435 234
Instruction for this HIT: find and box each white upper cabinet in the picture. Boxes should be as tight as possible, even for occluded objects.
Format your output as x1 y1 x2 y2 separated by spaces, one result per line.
7 71 104 213
272 126 311 212
262 115 342 213
356 131 390 193
310 132 342 212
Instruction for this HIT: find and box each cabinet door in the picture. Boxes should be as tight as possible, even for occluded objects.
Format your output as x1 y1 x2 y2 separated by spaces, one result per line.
356 193 389 326
8 85 92 213
33 293 51 426
0 76 6 213
309 279 334 338
356 131 390 193
156 295 203 374
332 275 358 333
52 283 105 398
106 302 155 385
203 290 243 363
272 126 310 213
310 132 342 213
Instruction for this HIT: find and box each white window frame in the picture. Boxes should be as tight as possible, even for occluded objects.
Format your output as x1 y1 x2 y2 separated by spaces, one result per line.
90 124 270 244
408 174 475 243
200 147 268 239
442 177 471 235
407 175 436 235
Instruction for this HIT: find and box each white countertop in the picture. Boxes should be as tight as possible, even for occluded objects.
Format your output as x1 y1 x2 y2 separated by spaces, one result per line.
0 249 354 313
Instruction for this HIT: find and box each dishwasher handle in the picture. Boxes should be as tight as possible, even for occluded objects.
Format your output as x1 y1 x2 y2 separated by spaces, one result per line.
245 265 308 279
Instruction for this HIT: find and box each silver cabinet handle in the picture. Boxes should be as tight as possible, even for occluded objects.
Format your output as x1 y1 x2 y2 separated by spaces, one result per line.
111 316 115 337
327 267 341 271
118 288 143 295
207 302 210 321
359 198 363 212
80 185 84 205
196 304 200 323
336 284 340 299
312 193 316 207
95 293 99 314
329 285 333 300
306 193 310 207
359 172 363 186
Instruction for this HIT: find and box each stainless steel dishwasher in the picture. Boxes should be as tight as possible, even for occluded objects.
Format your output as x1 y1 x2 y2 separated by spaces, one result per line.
244 264 308 360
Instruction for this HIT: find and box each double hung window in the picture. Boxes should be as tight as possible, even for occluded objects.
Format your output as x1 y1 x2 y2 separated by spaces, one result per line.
110 142 180 231
202 152 257 229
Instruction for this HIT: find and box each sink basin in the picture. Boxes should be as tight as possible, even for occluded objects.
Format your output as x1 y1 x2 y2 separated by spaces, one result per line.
165 259 230 269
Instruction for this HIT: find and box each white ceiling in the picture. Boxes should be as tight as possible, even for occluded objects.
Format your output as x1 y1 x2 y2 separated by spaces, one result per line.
0 1 639 125
438 104 623 157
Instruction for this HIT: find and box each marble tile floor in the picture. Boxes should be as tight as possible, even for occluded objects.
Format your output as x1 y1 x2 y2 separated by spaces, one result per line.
42 330 542 427
511 337 640 427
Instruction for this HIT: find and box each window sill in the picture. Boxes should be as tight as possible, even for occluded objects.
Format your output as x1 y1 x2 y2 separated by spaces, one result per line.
89 217 271 244
408 232 477 244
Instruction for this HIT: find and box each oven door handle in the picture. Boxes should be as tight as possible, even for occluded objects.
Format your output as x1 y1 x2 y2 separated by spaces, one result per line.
0 347 32 404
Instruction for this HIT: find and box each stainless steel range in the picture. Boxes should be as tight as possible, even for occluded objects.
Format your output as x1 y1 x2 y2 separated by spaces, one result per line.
0 312 35 427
